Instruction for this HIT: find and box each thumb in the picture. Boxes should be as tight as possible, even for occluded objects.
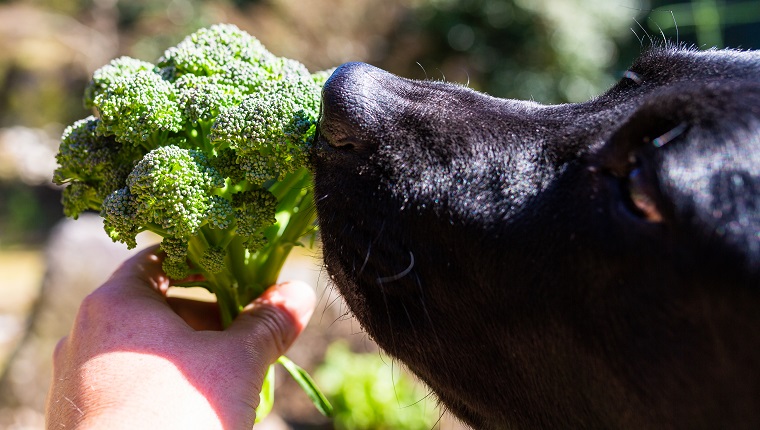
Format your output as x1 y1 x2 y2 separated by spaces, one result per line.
227 281 316 364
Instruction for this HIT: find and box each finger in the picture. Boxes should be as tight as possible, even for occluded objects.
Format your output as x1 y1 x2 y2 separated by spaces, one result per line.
106 244 170 294
166 297 223 331
52 336 69 366
82 245 187 330
227 281 316 364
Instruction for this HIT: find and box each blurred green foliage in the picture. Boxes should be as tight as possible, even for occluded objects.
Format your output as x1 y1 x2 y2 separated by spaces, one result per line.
315 342 439 430
387 0 641 103
646 0 760 49
0 183 62 245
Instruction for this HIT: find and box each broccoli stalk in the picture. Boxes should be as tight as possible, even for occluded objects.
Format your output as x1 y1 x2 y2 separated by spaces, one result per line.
54 24 332 420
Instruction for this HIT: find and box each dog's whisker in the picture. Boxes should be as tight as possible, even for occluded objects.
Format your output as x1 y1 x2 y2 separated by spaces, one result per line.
314 193 330 204
400 301 420 348
358 241 371 275
436 68 446 83
430 403 448 430
650 15 667 46
653 122 688 148
324 290 344 313
632 17 654 47
671 10 679 46
376 251 415 284
377 281 399 358
401 388 436 409
416 62 429 80
631 27 645 47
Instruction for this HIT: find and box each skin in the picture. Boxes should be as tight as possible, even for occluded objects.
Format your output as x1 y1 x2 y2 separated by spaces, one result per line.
45 246 316 430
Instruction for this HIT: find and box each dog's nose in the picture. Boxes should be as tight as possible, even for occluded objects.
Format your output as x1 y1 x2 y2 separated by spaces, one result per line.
319 62 393 152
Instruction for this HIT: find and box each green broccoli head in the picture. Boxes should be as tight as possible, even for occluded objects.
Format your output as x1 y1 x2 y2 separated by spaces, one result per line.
58 24 329 280
58 23 326 265
101 145 231 275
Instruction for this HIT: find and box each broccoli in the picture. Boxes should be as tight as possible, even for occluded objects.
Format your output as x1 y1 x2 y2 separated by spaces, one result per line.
54 23 332 420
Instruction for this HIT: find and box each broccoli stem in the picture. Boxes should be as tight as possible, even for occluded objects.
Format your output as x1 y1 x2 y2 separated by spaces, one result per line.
186 233 239 327
185 122 215 154
239 168 315 305
182 167 315 327
137 169 316 329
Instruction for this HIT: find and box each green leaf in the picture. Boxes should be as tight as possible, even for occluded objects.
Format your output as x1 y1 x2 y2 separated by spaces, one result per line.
255 364 275 423
278 355 333 417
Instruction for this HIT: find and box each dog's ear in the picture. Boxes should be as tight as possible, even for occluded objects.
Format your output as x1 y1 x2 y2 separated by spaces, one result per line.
599 82 760 276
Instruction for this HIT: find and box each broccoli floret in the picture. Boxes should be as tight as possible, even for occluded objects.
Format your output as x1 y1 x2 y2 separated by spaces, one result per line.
94 70 183 147
84 57 155 109
232 189 278 252
270 57 312 80
127 145 224 235
210 77 321 184
54 116 137 218
158 23 276 78
158 236 191 279
101 145 231 256
54 24 334 420
207 195 234 230
101 187 140 249
199 246 227 274
175 74 245 124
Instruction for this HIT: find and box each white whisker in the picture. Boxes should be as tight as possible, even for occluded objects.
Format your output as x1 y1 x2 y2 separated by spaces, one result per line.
376 251 415 284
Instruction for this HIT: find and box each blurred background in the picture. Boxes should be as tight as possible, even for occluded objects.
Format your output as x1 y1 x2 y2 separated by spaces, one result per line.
0 0 758 429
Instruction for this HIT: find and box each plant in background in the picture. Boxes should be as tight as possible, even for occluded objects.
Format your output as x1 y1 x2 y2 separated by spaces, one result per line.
53 23 332 420
315 342 440 430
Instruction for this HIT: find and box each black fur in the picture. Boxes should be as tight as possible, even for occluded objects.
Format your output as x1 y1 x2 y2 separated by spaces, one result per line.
312 47 760 429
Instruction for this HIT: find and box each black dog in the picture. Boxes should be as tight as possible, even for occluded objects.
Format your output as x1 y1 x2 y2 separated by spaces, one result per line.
312 46 760 429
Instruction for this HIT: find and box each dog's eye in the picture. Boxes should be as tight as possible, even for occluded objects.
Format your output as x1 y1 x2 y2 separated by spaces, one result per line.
625 162 663 222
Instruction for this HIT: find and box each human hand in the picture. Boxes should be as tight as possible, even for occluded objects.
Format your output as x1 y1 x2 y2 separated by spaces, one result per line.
45 246 316 430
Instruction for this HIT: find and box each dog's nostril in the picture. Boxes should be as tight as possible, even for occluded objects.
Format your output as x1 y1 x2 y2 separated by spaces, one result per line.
318 119 363 152
323 135 357 151
333 140 356 150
